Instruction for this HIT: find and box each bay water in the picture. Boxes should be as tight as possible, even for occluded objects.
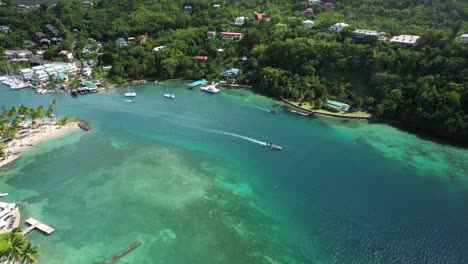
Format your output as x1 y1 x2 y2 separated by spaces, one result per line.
0 81 467 263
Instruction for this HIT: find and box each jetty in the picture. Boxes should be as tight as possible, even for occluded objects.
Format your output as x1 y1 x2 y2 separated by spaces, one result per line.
219 83 252 89
281 98 373 120
78 119 91 131
103 242 141 264
23 218 55 235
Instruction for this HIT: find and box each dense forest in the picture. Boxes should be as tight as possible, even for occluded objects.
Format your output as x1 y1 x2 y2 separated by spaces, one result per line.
0 0 467 145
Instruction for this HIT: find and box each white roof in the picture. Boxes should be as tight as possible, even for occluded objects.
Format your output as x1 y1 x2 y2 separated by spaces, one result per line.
303 20 314 24
461 33 468 37
390 35 420 44
333 23 348 27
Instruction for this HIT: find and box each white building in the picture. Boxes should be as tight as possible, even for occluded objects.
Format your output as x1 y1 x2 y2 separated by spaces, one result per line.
308 0 321 4
390 35 420 46
302 20 315 29
329 23 349 33
352 29 385 39
20 68 33 80
234 17 246 26
152 46 167 53
213 4 221 9
460 33 468 44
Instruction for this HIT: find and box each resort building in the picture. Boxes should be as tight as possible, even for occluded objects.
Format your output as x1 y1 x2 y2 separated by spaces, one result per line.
325 100 350 112
309 0 321 4
20 68 33 80
184 6 192 12
0 202 20 234
207 31 216 40
459 33 468 44
303 20 315 28
329 23 349 33
352 29 385 40
221 32 244 40
213 4 221 9
389 35 420 46
4 49 32 59
234 17 246 26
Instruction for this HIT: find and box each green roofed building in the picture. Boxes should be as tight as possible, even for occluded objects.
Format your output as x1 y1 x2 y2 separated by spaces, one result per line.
325 100 350 112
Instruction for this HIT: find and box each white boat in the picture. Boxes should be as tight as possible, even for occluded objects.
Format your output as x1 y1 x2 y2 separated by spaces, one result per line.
0 193 8 197
0 75 8 82
265 142 283 150
163 93 175 99
124 92 136 97
200 84 220 94
10 81 32 90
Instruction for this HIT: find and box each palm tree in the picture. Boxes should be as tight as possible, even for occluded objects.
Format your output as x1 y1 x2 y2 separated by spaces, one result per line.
5 232 26 264
21 242 40 264
51 100 57 123
36 106 45 135
7 106 17 119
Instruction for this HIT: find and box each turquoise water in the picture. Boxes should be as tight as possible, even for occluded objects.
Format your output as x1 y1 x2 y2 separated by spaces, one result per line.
1 81 467 263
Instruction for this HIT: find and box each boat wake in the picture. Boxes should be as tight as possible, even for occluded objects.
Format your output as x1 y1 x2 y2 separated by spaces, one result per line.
205 129 267 146
254 106 271 112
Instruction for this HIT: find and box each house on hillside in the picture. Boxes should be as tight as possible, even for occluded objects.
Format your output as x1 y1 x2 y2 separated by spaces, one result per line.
304 8 314 14
390 35 420 46
221 32 244 40
352 29 385 40
329 23 348 33
309 0 321 4
234 17 246 26
83 1 93 7
58 50 74 62
152 46 167 53
195 56 208 61
139 35 148 43
184 6 192 12
460 33 468 44
222 68 240 76
303 20 315 28
207 31 216 39
213 4 221 9
44 24 59 36
116 38 127 47
324 2 335 9
0 25 9 34
254 12 270 21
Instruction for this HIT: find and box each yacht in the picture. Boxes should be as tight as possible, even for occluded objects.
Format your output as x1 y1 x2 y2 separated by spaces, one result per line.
163 93 175 99
200 84 220 94
124 91 136 97
0 193 8 197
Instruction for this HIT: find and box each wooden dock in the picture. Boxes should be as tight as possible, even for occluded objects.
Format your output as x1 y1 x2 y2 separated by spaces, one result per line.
23 218 55 235
103 242 141 264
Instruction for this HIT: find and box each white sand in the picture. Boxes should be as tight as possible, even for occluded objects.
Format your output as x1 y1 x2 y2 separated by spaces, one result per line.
0 123 79 168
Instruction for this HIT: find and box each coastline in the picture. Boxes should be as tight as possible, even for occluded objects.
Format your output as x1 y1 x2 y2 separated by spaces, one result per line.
0 123 80 169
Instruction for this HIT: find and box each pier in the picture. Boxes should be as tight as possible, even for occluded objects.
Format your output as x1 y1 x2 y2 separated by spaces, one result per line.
282 98 373 120
103 241 141 264
23 218 55 235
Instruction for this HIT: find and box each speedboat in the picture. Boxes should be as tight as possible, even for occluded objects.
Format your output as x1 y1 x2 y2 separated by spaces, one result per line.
0 193 8 197
200 84 220 94
270 109 278 114
265 142 283 150
163 93 175 99
124 92 136 97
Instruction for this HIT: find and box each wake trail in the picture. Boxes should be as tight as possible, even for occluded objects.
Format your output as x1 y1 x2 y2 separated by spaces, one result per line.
204 129 267 146
254 106 271 112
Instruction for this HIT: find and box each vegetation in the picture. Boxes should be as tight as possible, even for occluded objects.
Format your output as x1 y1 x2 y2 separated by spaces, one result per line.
0 228 40 264
1 0 467 144
0 101 59 156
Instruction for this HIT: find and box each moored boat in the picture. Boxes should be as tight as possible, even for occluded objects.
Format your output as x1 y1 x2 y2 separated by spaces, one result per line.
163 93 175 99
0 193 8 197
266 142 283 150
200 84 220 94
124 91 136 97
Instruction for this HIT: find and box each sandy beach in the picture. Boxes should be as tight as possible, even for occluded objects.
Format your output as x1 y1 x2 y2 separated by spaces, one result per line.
0 123 79 169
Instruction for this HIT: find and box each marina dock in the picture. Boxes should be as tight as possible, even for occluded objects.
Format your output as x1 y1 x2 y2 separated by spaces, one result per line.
23 217 55 235
103 241 141 264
